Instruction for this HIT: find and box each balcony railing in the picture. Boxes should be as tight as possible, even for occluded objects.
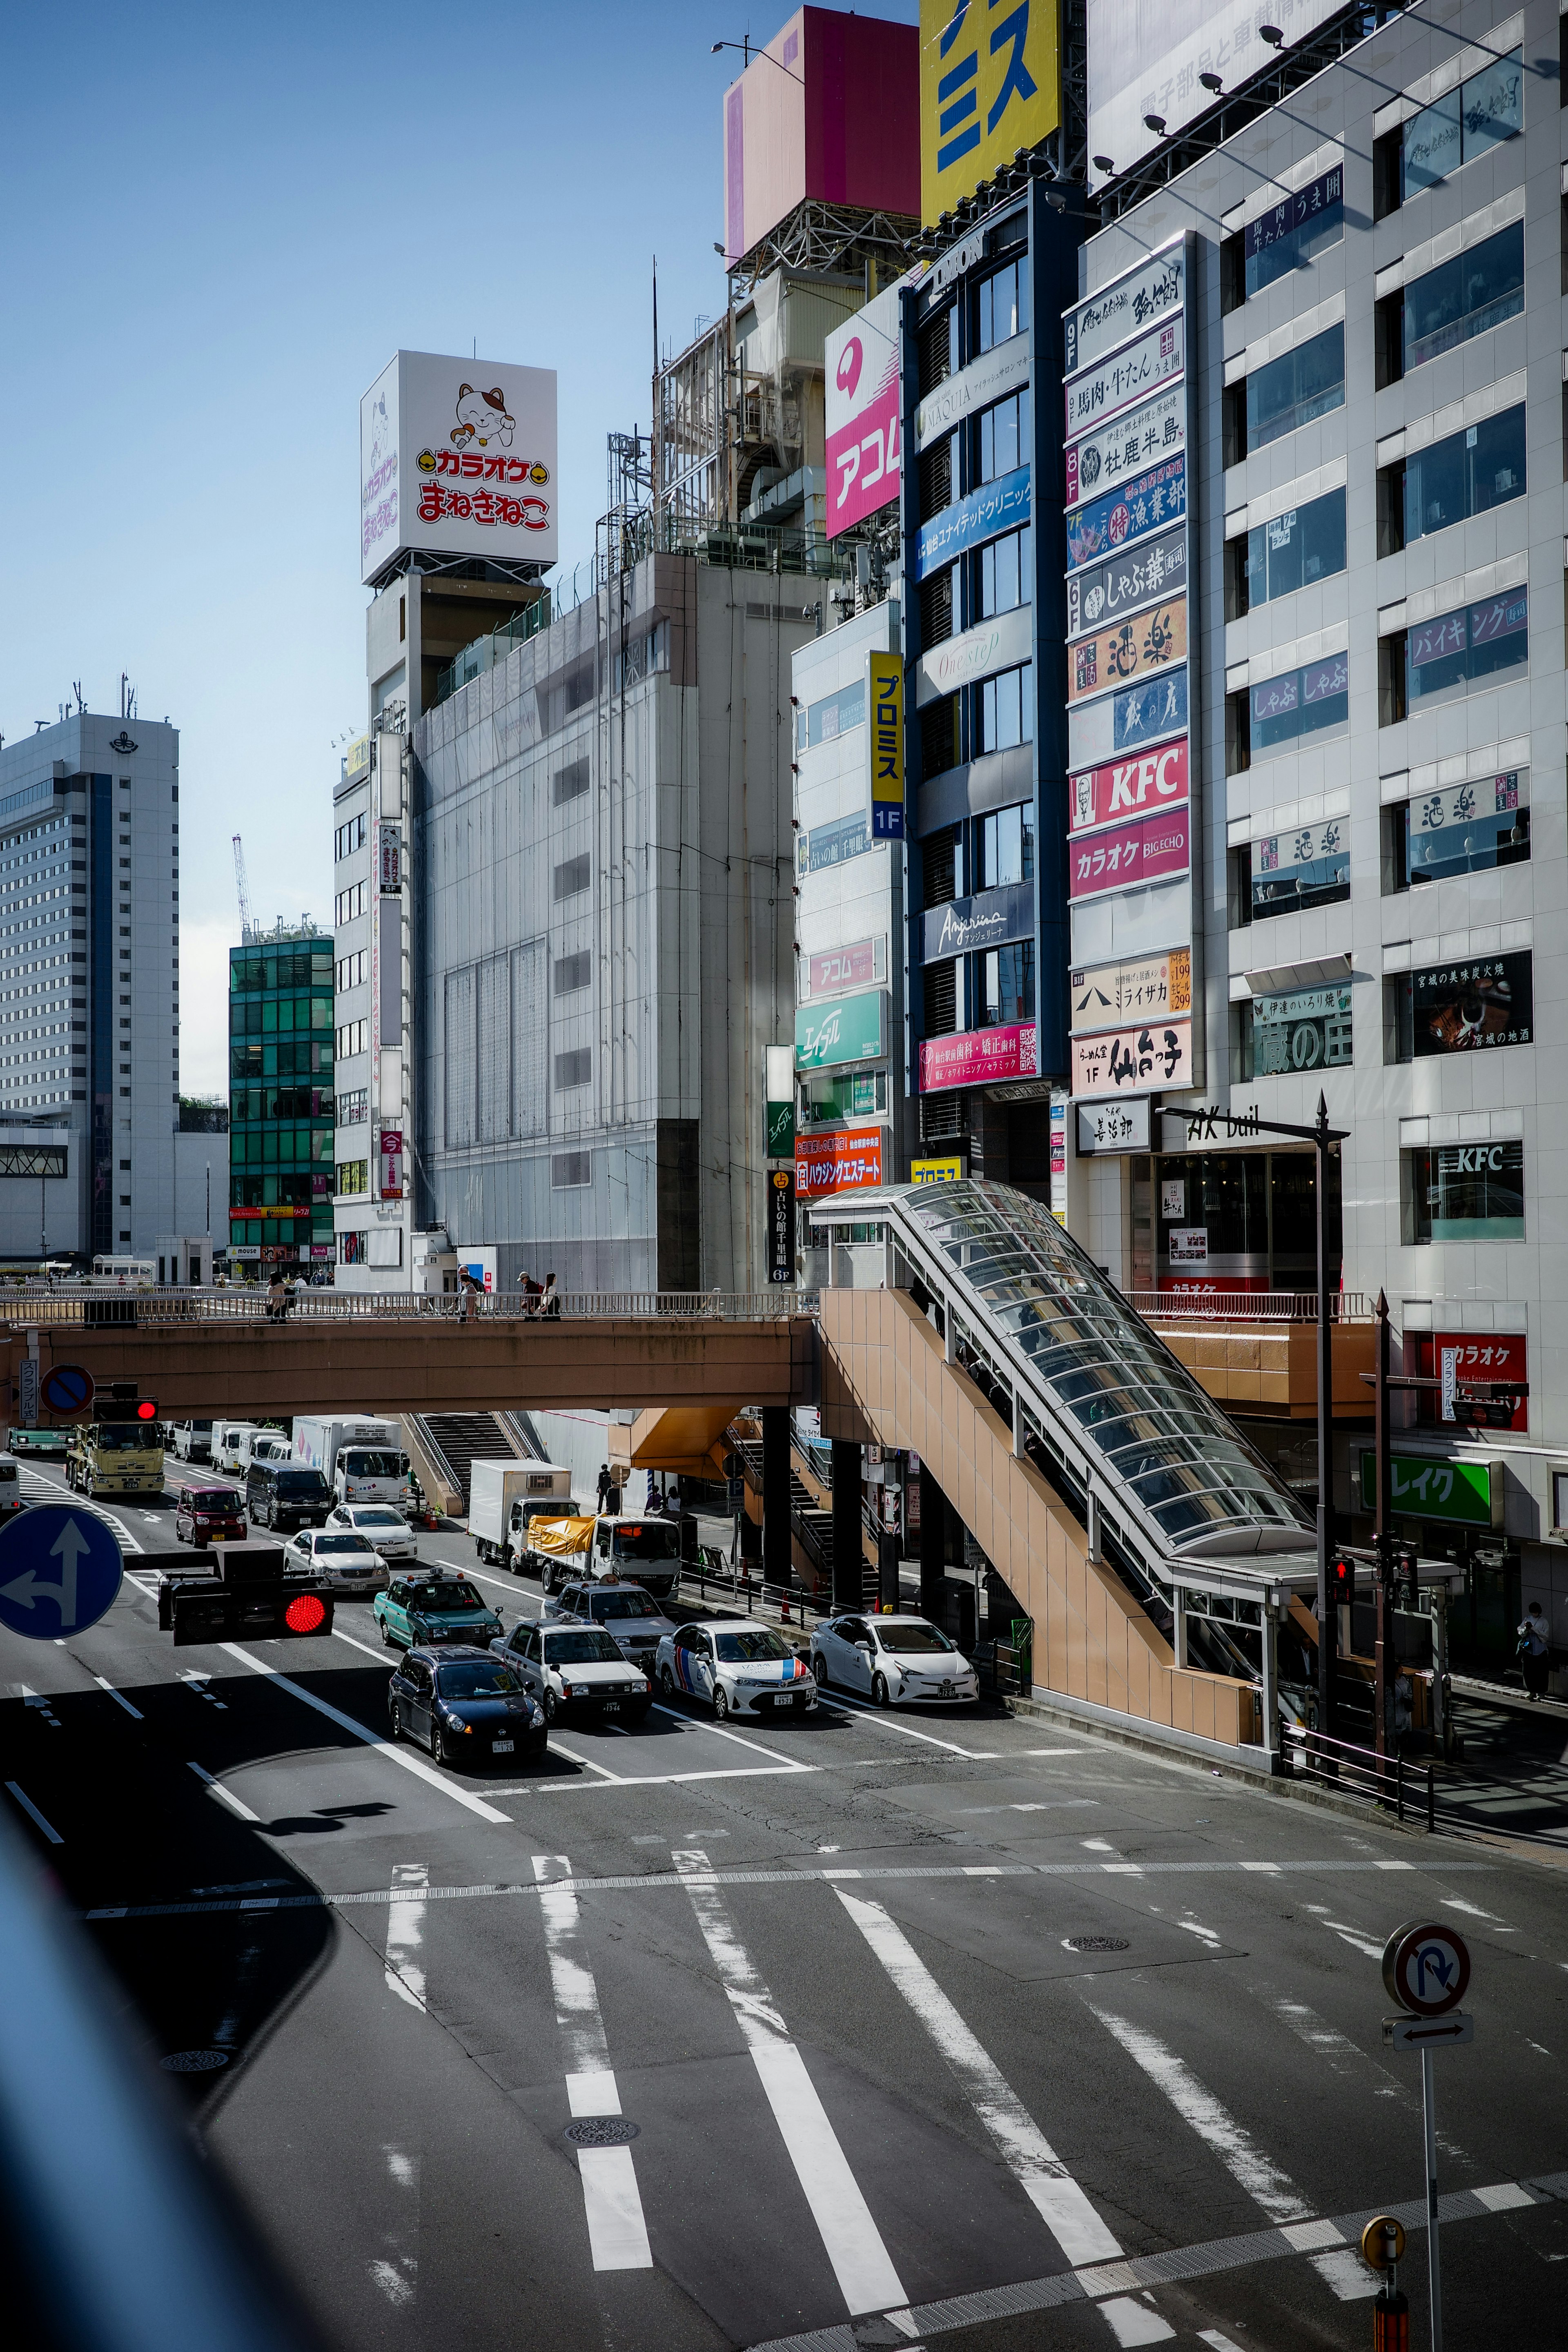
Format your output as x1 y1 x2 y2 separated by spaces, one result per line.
1131 1290 1374 1323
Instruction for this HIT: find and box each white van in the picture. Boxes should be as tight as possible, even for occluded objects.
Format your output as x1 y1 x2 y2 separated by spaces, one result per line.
247 1432 292 1469
213 1421 263 1476
0 1454 20 1519
170 1420 214 1463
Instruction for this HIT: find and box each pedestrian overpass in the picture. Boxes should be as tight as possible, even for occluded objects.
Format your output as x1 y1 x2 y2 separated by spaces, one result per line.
2 1184 1324 1763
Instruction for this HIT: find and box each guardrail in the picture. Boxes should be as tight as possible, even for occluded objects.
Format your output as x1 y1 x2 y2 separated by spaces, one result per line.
1284 1724 1435 1828
1131 1290 1374 1323
0 1288 822 1329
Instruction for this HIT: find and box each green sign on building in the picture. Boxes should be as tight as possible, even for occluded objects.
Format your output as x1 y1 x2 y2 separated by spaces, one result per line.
795 989 886 1072
765 1098 795 1160
1359 1451 1498 1528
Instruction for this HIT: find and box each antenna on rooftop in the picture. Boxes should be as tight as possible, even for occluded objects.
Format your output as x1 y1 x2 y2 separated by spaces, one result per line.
232 833 256 945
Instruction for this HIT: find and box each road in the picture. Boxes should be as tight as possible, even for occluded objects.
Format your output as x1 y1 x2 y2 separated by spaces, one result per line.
3 1455 1566 2351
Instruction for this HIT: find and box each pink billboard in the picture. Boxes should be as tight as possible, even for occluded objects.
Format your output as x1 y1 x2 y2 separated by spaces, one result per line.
723 9 919 266
1069 805 1191 902
920 1022 1038 1095
1069 735 1189 834
826 278 904 537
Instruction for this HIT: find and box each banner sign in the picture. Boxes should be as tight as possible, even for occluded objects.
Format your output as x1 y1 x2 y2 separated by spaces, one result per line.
799 813 872 876
866 651 904 839
765 1099 795 1160
1071 947 1191 1035
378 823 403 893
1069 805 1191 901
917 466 1030 581
795 1125 886 1199
1070 735 1188 834
768 1168 796 1285
795 989 886 1071
1067 523 1187 641
1412 1331 1527 1433
922 881 1034 964
919 0 1059 226
911 1156 963 1184
1064 245 1184 380
1069 597 1186 706
1069 666 1189 765
1359 1450 1498 1528
916 603 1033 706
1065 393 1185 515
379 1128 405 1200
919 1022 1038 1094
1409 951 1533 1055
1064 315 1184 442
1072 1017 1192 1098
915 333 1030 450
825 279 904 537
1077 1098 1152 1153
806 938 881 997
1250 984 1353 1074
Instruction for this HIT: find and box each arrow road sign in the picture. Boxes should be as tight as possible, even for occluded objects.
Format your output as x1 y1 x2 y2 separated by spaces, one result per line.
1383 2012 1474 2050
1382 1918 1472 2016
0 1506 123 1640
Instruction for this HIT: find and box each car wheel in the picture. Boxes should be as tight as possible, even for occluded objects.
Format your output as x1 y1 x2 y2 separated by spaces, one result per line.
873 1673 891 1710
432 1724 448 1766
379 1618 393 1646
389 1701 402 1741
543 1690 558 1725
713 1684 730 1721
811 1650 827 1686
659 1664 676 1698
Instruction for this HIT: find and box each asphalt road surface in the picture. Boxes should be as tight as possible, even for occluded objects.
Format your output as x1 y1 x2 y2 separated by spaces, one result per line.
3 1458 1566 2351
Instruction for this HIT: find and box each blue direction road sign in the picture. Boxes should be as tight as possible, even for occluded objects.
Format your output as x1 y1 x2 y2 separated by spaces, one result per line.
0 1505 123 1639
40 1363 94 1416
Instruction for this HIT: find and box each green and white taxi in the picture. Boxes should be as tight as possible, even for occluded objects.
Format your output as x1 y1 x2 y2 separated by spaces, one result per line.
373 1570 503 1651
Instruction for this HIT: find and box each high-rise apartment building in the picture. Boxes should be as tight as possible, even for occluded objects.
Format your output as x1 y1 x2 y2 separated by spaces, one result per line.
227 925 334 1274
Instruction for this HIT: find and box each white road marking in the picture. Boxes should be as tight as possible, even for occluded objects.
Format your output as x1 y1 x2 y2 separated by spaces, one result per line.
1199 2332 1247 2351
92 1674 144 1718
492 1761 820 1793
813 1688 1000 1759
17 1469 144 1554
218 1644 512 1824
533 1854 652 2272
331 1625 392 1664
1098 2296 1176 2346
1442 1897 1510 1927
837 1889 1122 2267
5 1780 63 1842
20 1687 61 1728
178 1671 227 1712
1089 2010 1375 2302
649 1701 813 1770
550 1740 626 1784
384 1863 428 2010
186 1760 259 1822
368 2141 419 2306
675 1846 906 2315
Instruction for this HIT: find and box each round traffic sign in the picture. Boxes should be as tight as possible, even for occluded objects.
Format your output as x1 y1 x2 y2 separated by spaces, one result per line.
40 1363 94 1416
0 1504 123 1639
1382 1919 1471 2017
1360 2215 1406 2272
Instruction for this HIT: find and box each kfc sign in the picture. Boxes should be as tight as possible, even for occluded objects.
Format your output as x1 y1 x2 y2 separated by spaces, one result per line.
1070 736 1189 834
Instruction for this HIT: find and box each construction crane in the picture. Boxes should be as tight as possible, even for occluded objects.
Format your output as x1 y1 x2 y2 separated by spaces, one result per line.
232 833 256 944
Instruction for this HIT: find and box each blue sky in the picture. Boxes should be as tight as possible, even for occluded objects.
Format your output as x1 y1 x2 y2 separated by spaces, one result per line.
1 1 914 1094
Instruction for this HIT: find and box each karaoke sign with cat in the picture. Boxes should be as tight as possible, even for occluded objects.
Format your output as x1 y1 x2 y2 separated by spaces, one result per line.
360 348 559 582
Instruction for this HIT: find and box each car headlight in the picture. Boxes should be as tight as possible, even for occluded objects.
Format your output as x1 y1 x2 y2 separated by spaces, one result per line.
445 1713 470 1733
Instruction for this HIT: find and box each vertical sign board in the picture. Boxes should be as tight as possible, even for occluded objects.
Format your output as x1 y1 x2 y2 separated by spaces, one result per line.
1061 232 1200 1102
866 651 904 839
768 1168 796 1285
918 0 1060 227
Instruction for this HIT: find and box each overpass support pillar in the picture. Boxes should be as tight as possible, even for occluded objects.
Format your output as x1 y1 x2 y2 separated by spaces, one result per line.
918 1461 947 1623
832 1440 863 1612
762 1408 791 1594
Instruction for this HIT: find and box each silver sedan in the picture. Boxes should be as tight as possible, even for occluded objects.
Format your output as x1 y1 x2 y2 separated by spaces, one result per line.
283 1528 390 1595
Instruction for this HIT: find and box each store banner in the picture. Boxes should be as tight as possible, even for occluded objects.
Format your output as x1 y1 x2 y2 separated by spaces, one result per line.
795 1125 886 1198
1069 804 1190 901
866 650 904 838
1411 1332 1527 1433
916 601 1034 706
1065 454 1187 568
1070 734 1188 833
767 1169 796 1285
1068 666 1190 767
806 937 882 996
1359 1450 1498 1528
1070 947 1191 1034
1065 396 1185 516
1250 984 1353 1074
919 1022 1038 1094
1409 951 1532 1054
1076 1098 1152 1152
1067 523 1187 641
916 465 1031 580
1068 597 1186 706
915 332 1030 449
795 989 886 1071
379 1128 405 1200
921 880 1034 963
911 1156 963 1183
1071 1017 1192 1098
1064 314 1184 442
825 279 904 537
1064 243 1184 379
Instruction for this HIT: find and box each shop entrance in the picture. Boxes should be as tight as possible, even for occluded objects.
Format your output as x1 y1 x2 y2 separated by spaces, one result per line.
1129 1145 1342 1296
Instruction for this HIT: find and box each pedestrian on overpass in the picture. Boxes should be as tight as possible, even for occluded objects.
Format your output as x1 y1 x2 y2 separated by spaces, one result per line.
1517 1600 1551 1699
458 1273 481 1323
541 1270 559 1319
518 1270 542 1315
266 1272 288 1323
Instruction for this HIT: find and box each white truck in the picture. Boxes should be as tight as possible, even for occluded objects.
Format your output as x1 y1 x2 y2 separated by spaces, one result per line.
526 1510 684 1602
293 1416 410 1506
213 1421 264 1476
468 1458 575 1571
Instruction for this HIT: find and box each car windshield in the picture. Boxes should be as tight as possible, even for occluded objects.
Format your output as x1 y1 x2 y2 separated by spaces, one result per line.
188 1421 213 1433
350 1509 403 1528
411 1581 485 1613
610 1523 681 1561
436 1663 521 1698
315 1535 373 1554
545 1629 625 1664
876 1622 954 1654
276 1471 329 1497
187 1490 238 1511
714 1629 794 1663
591 1590 658 1620
93 1425 156 1451
343 1450 403 1476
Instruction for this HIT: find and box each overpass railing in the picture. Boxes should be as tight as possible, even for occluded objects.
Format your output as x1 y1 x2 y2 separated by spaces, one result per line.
1130 1289 1374 1323
0 1287 821 1328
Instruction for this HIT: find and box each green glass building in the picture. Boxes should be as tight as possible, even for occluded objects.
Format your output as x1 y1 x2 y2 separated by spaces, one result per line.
228 928 335 1272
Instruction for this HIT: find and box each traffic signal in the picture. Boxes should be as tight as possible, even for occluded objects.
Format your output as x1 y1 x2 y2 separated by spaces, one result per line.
134 1399 158 1422
164 1545 335 1646
1328 1551 1356 1600
104 1382 158 1421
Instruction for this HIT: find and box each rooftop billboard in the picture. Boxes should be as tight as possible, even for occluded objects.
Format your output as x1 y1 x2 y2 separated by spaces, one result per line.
359 350 558 586
920 0 1058 225
723 8 919 267
1086 0 1343 190
824 275 906 537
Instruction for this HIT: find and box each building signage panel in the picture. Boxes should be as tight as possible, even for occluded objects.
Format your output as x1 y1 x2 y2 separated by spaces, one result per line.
1064 245 1184 380
1069 667 1190 766
916 603 1034 707
916 466 1031 581
1412 1331 1528 1433
379 1128 405 1200
1066 456 1187 573
806 937 882 996
1067 524 1187 641
919 0 1059 226
1068 597 1186 706
795 1124 886 1199
795 989 886 1071
1245 166 1344 267
1064 316 1184 442
1069 805 1191 902
866 650 904 838
1359 1450 1498 1528
922 882 1034 964
1167 1225 1208 1264
826 280 905 538
768 1168 796 1285
1065 394 1185 515
360 349 558 586
765 1099 795 1160
1085 0 1345 189
378 822 403 894
1070 735 1188 834
1070 947 1191 1034
915 333 1030 450
1409 951 1532 1054
1072 1016 1192 1099
799 813 873 876
919 1022 1038 1094
1076 1098 1152 1153
911 1155 964 1183
1251 984 1353 1074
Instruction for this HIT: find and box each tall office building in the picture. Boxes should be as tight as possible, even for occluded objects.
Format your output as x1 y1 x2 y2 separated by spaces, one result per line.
227 924 334 1274
0 713 180 1262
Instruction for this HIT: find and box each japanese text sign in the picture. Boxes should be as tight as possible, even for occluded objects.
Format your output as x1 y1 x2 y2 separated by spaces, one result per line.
361 350 557 584
796 1125 886 1198
866 651 904 838
1065 395 1185 515
1064 316 1184 441
1068 599 1187 706
826 281 905 537
1069 806 1190 901
919 1022 1038 1094
1071 1017 1192 1098
920 0 1060 226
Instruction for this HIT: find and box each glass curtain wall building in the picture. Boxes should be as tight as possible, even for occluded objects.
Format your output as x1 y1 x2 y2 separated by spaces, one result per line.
227 932 334 1272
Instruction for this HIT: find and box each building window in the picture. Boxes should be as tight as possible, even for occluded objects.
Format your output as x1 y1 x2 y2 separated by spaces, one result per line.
1396 771 1528 886
333 812 367 863
1400 586 1528 708
1387 951 1533 1062
1400 48 1523 203
551 1151 592 1188
973 803 1034 890
922 825 960 907
0 1146 67 1178
1402 223 1524 374
1244 164 1343 298
1250 819 1350 919
555 1047 591 1089
1251 983 1353 1075
918 435 952 522
333 880 366 925
918 302 957 395
978 940 1033 1027
973 525 1031 620
335 949 365 991
335 1159 369 1196
1248 653 1348 757
1382 406 1526 555
335 1018 367 1058
1245 490 1346 607
920 694 959 781
552 758 590 806
920 564 954 648
975 663 1033 755
554 950 591 995
339 1230 366 1265
1404 1138 1524 1243
924 959 958 1037
552 854 591 902
1244 324 1345 454
975 390 1029 488
975 255 1029 354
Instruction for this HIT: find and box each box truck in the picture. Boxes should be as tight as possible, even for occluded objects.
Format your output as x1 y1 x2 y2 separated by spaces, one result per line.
293 1417 409 1506
526 1512 683 1601
468 1459 575 1570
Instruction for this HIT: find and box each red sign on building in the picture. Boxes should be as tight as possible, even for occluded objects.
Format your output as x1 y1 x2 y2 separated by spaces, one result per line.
1068 805 1191 901
1412 1331 1528 1432
795 1125 886 1198
1069 735 1189 834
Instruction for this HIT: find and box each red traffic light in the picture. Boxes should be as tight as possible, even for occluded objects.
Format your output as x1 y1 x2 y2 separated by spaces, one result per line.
283 1592 327 1634
134 1399 159 1421
1329 1552 1356 1593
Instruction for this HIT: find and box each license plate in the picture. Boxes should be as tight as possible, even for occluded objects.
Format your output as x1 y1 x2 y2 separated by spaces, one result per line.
492 1739 514 1753
940 1681 955 1697
769 1693 790 1707
602 1701 620 1714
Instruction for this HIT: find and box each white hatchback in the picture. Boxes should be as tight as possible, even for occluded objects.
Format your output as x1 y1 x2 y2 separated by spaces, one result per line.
655 1619 817 1720
811 1613 978 1707
283 1528 389 1594
325 1503 418 1562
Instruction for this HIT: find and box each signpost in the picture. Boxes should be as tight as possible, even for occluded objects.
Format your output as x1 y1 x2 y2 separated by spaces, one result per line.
1381 1919 1472 2352
0 1505 124 1640
40 1363 95 1418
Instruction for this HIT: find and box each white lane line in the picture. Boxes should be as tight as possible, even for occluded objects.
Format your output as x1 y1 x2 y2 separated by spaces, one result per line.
492 1762 819 1793
178 1671 228 1712
1099 2298 1176 2346
92 1674 144 1719
550 1740 626 1784
218 1644 511 1825
837 1889 1123 2267
186 1760 260 1822
675 1846 905 2316
5 1780 63 1843
332 1625 393 1664
1089 2011 1374 2303
649 1701 813 1770
20 1687 61 1728
812 1688 1000 1759
385 1863 428 2010
18 1471 145 1555
533 1855 652 2272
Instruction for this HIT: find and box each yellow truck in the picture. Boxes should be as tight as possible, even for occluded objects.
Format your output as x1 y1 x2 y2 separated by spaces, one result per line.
66 1415 165 1501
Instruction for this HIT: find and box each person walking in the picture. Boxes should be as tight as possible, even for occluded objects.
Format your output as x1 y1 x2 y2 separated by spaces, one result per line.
518 1270 543 1315
596 1462 612 1512
1516 1600 1551 1699
457 1272 481 1324
266 1272 287 1324
541 1270 560 1319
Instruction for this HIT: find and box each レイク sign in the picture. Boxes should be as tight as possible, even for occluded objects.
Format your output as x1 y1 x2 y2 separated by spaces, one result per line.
919 1023 1038 1094
825 281 904 538
1070 736 1189 833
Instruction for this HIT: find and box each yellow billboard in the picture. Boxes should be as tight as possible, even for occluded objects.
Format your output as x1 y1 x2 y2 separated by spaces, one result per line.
920 0 1059 225
866 650 904 839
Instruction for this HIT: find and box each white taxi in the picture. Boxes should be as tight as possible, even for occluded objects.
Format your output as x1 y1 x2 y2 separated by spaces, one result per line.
489 1619 651 1726
282 1527 389 1595
811 1613 978 1707
655 1619 817 1720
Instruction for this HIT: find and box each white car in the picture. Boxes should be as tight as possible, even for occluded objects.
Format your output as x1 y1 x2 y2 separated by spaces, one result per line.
283 1528 389 1595
545 1579 674 1671
655 1619 817 1721
489 1619 650 1725
811 1613 978 1707
325 1503 418 1562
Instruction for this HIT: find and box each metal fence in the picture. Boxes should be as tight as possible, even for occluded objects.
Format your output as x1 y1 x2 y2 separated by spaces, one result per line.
0 1287 822 1330
1131 1290 1374 1323
1283 1724 1436 1829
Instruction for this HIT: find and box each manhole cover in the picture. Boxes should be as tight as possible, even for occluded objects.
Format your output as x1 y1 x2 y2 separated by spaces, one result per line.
1062 1936 1130 1954
564 2116 639 2148
160 2048 230 2073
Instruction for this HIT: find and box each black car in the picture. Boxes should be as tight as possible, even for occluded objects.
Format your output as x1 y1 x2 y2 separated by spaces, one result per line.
388 1644 546 1769
246 1459 332 1532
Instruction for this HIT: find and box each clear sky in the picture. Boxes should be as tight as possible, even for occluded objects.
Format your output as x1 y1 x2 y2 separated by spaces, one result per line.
1 1 916 1097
